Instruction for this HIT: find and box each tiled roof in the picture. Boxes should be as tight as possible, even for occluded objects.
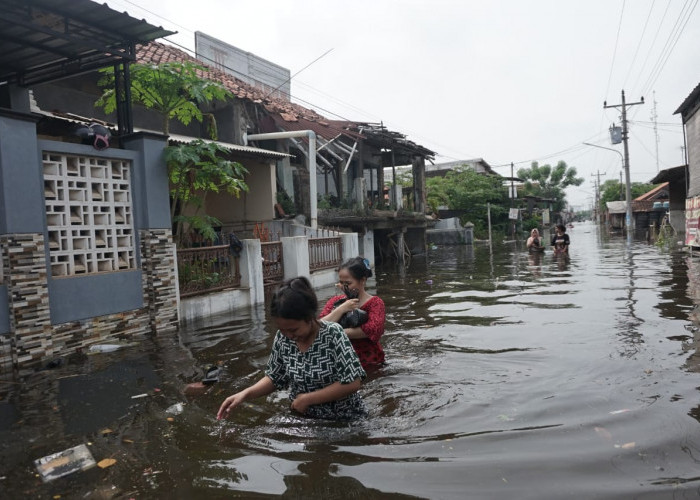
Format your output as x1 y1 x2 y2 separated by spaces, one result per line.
136 42 436 158
633 181 668 201
136 42 327 124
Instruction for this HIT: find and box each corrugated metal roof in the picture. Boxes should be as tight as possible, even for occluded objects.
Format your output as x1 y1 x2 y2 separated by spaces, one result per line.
674 81 700 116
167 133 289 159
0 0 173 86
606 201 627 214
650 164 687 184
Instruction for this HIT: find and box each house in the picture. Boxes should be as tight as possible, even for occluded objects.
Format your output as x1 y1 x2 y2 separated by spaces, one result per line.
604 183 669 236
632 182 669 236
133 36 437 265
0 0 177 374
673 82 700 246
649 165 687 236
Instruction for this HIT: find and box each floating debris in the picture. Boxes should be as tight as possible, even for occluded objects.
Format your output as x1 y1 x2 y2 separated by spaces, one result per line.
165 402 184 415
34 444 96 482
609 409 631 415
97 458 117 469
614 442 636 449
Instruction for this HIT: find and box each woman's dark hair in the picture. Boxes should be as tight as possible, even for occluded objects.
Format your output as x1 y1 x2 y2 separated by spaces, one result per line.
338 257 372 280
270 277 318 321
556 224 566 233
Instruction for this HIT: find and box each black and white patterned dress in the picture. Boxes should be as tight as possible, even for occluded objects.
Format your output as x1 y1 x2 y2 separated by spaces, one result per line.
266 321 367 420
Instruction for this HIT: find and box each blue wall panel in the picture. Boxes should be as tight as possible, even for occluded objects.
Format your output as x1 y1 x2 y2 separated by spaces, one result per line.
48 271 144 324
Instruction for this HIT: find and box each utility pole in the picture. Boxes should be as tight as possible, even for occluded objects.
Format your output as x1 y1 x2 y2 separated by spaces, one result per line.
619 170 623 200
651 91 659 173
591 171 606 223
510 162 516 240
604 90 644 242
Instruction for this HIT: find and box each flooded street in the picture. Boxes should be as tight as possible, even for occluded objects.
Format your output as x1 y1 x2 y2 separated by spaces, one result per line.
4 220 700 498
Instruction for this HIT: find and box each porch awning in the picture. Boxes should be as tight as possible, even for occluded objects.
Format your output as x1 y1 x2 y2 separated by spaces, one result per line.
0 0 173 86
167 133 289 160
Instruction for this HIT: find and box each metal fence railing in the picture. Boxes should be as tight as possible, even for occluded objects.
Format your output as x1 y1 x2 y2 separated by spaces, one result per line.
261 241 283 284
308 237 342 272
176 244 240 298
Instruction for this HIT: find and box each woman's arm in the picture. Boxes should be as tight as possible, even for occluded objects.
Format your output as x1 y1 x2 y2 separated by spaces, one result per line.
216 376 276 420
320 296 359 324
291 379 362 414
348 296 385 342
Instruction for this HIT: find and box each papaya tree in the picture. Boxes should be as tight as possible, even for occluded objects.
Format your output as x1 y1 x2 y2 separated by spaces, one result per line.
96 61 231 136
165 140 248 245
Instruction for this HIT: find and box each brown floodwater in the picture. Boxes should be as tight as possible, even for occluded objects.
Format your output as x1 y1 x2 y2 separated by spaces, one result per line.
3 220 700 499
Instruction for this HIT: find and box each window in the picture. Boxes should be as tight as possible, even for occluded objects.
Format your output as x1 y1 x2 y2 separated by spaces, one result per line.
43 152 136 277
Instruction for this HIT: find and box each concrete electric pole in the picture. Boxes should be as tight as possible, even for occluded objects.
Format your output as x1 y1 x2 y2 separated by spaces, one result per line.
603 90 644 242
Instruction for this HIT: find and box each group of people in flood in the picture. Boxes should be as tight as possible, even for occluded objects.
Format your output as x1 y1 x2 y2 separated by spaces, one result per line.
217 225 571 422
526 224 570 256
217 256 384 422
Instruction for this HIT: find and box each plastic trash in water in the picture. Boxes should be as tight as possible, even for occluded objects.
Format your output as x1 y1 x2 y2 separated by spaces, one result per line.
88 344 123 353
425 280 433 285
165 402 185 415
34 444 96 482
87 342 138 354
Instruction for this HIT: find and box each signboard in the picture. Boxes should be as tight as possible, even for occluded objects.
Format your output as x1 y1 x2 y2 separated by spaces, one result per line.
686 196 700 246
542 209 550 225
509 208 519 220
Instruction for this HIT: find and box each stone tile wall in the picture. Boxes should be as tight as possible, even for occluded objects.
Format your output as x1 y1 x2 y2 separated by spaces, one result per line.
1 233 51 372
140 229 178 335
0 229 179 378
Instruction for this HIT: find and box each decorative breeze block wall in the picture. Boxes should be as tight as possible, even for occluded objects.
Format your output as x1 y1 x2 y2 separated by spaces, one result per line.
43 152 136 277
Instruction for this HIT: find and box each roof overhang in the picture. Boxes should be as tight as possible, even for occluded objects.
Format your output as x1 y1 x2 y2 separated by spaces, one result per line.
167 133 289 160
649 164 687 184
0 0 174 87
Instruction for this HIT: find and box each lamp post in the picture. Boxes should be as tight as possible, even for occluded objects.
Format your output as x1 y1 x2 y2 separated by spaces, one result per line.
583 142 630 240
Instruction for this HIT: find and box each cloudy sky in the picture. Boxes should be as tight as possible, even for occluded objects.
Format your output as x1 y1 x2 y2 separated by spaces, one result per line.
107 0 699 209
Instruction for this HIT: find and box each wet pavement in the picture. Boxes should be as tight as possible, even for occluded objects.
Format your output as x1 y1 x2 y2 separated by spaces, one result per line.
3 221 700 498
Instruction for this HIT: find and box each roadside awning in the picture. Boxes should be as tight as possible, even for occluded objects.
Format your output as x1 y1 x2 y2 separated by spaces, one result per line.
0 0 174 86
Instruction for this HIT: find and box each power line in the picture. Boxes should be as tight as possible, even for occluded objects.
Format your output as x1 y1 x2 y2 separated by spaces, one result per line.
629 0 672 95
622 0 657 89
605 0 627 99
639 0 698 97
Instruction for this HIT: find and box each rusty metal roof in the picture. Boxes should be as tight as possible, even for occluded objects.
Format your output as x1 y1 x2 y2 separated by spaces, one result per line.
0 0 173 86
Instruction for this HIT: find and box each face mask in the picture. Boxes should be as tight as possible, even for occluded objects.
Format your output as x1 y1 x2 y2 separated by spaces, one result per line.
343 285 359 299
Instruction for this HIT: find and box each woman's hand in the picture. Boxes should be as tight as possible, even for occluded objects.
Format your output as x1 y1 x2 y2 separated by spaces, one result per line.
290 393 311 414
217 390 248 420
216 377 276 420
337 298 359 313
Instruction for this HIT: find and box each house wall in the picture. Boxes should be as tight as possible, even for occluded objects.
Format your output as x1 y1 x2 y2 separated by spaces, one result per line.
0 105 177 374
687 112 700 197
206 158 275 226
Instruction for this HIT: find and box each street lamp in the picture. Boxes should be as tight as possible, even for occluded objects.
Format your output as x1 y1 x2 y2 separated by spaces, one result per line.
583 142 631 240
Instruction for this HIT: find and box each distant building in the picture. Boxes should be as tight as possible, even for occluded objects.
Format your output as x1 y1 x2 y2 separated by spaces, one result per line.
195 32 291 101
384 158 497 183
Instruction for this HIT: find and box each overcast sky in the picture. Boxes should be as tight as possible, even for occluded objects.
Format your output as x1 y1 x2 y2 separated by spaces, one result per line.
107 0 699 209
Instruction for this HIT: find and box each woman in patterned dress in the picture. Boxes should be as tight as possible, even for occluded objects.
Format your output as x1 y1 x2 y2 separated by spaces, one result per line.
320 257 386 370
217 276 367 421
